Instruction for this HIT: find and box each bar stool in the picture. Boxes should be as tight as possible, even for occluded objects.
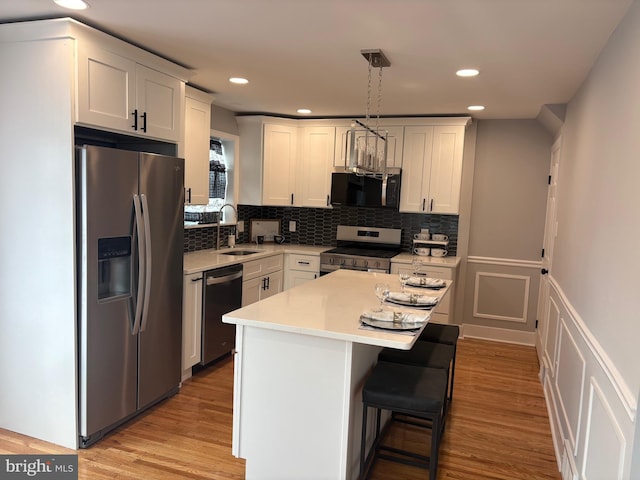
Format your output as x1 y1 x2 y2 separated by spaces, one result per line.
360 361 448 480
378 341 455 428
418 323 459 404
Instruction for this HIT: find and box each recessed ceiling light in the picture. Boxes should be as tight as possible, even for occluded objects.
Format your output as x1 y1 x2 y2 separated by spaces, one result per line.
456 69 480 77
297 109 312 114
53 0 89 10
467 105 485 111
229 77 249 85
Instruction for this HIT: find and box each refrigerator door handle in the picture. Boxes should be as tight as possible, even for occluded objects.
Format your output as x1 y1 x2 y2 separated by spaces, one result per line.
140 193 153 332
132 194 146 335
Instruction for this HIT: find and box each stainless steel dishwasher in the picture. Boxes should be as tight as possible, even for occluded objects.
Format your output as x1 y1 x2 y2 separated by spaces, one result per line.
201 263 243 365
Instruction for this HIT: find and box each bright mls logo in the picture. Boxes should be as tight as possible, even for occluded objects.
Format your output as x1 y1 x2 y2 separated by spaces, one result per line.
0 455 77 479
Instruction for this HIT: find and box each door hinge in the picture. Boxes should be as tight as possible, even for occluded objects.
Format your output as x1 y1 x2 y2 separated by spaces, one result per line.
535 319 539 329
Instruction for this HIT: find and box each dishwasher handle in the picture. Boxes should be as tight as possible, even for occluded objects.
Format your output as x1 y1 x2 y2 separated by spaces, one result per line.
206 269 243 285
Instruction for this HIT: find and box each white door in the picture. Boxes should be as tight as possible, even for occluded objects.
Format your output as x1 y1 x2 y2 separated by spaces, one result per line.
536 136 562 367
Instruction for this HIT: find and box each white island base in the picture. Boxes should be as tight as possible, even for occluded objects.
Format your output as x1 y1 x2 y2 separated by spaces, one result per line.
224 270 451 480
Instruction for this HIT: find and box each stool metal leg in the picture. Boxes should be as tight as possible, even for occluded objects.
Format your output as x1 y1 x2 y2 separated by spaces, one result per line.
360 405 368 478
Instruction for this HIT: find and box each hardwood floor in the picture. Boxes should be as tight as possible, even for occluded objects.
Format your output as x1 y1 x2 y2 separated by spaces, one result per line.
0 338 559 479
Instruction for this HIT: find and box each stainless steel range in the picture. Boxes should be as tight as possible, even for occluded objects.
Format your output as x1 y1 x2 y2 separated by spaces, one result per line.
320 225 402 274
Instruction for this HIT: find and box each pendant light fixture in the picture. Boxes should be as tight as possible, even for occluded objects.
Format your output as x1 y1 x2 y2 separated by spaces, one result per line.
344 49 392 178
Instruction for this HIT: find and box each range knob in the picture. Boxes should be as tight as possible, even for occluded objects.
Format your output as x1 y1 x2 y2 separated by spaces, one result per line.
328 257 334 265
339 258 345 266
373 260 380 268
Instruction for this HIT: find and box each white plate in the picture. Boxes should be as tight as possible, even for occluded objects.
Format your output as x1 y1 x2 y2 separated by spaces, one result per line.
360 316 423 331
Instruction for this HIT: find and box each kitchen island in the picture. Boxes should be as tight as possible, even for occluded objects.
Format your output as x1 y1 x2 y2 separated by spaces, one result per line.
223 269 451 480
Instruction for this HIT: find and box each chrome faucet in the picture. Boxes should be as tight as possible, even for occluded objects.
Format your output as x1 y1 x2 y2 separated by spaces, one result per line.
216 203 237 250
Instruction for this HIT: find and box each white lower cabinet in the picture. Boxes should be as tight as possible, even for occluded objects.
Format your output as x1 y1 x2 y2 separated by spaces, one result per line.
390 262 456 324
182 271 203 380
284 253 320 290
242 254 284 306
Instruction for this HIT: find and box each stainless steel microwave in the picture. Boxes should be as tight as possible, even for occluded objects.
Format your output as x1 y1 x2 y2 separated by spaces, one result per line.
330 171 401 209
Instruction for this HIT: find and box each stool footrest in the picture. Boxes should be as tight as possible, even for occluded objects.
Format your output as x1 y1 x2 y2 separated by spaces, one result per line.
379 446 431 469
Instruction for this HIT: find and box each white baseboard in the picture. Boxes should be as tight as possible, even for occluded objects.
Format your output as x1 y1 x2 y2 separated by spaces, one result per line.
462 323 537 346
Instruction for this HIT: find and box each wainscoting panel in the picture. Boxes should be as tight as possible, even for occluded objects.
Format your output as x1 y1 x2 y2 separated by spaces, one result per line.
462 257 540 341
472 272 530 323
582 378 626 480
544 296 560 374
541 277 636 479
555 319 586 455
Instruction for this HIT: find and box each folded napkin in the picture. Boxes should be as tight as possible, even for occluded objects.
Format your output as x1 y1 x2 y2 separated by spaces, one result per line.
387 291 438 306
406 276 445 288
361 307 429 324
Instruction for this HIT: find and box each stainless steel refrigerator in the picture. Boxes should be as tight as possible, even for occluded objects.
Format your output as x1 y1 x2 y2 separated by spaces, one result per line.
76 145 184 447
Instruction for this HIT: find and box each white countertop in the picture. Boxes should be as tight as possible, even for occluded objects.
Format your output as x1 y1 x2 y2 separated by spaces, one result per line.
185 245 461 274
184 244 331 274
223 269 451 350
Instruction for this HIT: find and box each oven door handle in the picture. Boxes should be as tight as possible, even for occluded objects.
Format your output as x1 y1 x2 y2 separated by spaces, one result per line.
367 268 388 273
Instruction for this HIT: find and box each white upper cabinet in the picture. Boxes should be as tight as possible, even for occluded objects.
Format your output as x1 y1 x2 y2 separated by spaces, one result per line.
239 117 332 208
77 46 136 134
73 21 188 143
299 126 335 208
135 64 183 142
239 116 468 211
78 45 183 142
262 123 298 206
334 125 404 169
182 87 213 205
399 124 465 214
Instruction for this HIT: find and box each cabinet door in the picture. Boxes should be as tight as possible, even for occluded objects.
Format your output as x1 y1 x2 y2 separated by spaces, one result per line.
299 126 335 208
263 270 283 299
334 125 404 169
242 277 262 306
286 270 318 290
136 64 182 142
399 126 434 212
428 126 465 214
182 273 203 370
184 94 211 205
263 124 298 206
77 46 136 133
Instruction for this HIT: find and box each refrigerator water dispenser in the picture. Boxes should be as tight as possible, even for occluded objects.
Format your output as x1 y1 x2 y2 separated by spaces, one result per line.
97 236 132 301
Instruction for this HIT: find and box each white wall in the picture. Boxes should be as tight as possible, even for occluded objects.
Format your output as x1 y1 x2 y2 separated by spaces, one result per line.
461 120 552 341
542 1 640 476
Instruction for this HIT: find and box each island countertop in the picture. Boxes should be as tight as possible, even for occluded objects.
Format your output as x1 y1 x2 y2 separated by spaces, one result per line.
223 269 451 350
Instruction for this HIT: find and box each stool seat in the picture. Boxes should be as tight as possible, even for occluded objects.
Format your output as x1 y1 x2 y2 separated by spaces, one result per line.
379 341 454 371
418 323 459 345
363 361 447 414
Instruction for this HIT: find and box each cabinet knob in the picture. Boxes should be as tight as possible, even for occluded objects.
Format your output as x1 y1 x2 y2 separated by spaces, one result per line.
422 198 426 211
132 108 138 130
141 112 147 132
541 268 549 275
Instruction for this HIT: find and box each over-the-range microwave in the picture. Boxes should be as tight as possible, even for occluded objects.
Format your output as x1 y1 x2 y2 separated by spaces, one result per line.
330 170 401 209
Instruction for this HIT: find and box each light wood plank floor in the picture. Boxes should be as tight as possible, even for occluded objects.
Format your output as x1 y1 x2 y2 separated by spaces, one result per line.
0 338 559 479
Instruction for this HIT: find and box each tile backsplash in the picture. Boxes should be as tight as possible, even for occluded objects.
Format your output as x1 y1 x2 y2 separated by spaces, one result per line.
184 205 458 255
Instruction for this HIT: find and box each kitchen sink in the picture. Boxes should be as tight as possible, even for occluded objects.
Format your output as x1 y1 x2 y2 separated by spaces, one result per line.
220 250 259 256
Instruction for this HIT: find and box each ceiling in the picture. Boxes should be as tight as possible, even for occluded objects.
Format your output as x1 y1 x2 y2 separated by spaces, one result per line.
0 0 633 119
